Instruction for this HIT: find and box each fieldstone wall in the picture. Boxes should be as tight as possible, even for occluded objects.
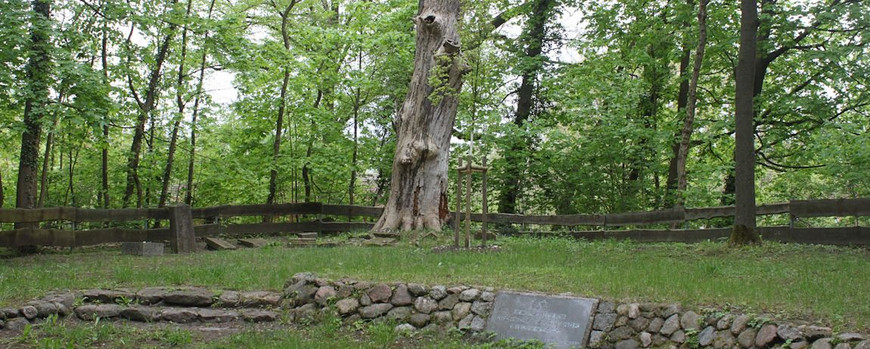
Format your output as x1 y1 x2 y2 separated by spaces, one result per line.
590 301 868 349
281 272 494 332
1 273 868 349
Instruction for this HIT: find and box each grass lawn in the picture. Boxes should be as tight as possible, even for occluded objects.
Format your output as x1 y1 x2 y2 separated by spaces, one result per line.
1 236 868 345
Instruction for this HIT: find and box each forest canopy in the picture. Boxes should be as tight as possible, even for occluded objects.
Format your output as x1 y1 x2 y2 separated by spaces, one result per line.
1 0 868 220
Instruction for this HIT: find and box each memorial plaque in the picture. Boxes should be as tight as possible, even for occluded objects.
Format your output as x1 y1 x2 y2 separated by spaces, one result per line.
486 291 598 349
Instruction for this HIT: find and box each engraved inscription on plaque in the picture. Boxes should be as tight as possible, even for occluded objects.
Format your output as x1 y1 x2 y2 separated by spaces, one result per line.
485 291 598 349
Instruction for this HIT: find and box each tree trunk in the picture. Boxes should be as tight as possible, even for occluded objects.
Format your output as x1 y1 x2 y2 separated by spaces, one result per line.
730 0 760 245
266 1 299 207
0 169 4 208
122 0 178 208
37 118 56 208
497 0 554 216
159 0 194 209
100 14 110 209
675 0 708 206
184 0 216 206
372 0 467 232
15 0 52 255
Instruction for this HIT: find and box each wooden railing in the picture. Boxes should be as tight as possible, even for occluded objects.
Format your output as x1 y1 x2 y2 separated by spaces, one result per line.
1 199 869 249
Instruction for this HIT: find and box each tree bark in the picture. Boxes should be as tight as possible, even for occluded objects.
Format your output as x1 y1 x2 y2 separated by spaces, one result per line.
37 118 56 208
675 0 708 206
497 0 554 216
730 0 760 245
266 1 299 207
372 0 467 232
15 0 52 255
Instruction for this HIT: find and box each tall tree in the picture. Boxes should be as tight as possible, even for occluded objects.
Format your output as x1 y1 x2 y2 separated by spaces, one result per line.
675 0 708 206
497 0 557 217
372 0 467 232
730 0 759 245
122 0 180 208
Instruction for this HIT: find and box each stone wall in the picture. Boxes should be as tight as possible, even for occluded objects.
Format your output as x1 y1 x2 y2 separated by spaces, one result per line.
1 273 868 349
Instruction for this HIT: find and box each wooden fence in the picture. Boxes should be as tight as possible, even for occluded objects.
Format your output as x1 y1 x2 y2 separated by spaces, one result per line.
1 199 869 250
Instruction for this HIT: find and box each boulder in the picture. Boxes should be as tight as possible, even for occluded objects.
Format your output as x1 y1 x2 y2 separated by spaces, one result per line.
390 284 414 306
414 297 438 314
164 288 214 307
367 284 392 303
359 304 393 319
336 298 360 316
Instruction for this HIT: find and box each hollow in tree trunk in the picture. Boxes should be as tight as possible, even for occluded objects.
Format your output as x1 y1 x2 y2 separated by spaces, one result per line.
372 0 467 232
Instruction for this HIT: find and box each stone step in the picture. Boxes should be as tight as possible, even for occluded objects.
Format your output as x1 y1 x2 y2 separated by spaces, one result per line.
237 238 270 248
204 237 237 250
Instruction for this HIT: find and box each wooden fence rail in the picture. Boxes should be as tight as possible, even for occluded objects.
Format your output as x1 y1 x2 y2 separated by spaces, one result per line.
1 198 869 249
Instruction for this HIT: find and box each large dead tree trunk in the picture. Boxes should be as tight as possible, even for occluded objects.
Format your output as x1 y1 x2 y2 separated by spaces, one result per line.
372 0 467 232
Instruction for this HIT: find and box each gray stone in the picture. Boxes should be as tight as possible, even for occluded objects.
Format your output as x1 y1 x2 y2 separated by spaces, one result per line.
835 344 852 349
610 326 635 341
731 314 750 334
241 291 282 308
218 291 241 307
617 304 630 316
409 313 430 328
367 283 392 303
83 289 135 304
407 283 427 297
137 287 169 305
161 308 198 323
447 286 465 294
432 311 452 324
671 330 686 344
481 291 495 302
42 293 75 310
2 307 19 318
5 318 30 331
802 326 833 340
839 334 866 342
452 302 471 320
359 293 372 306
120 306 161 322
336 284 354 298
716 314 733 330
0 319 4 329
738 328 758 348
792 341 811 349
593 313 618 331
20 306 38 320
756 324 780 348
779 324 805 341
485 291 598 349
121 241 164 256
352 281 371 291
616 316 629 327
589 331 606 348
470 316 486 331
429 286 447 300
164 288 214 307
391 284 414 306
414 297 438 314
295 303 318 320
812 338 833 349
698 326 716 347
660 314 680 335
459 288 480 302
680 311 700 331
713 330 736 349
598 301 616 314
640 332 653 347
705 313 721 326
628 304 641 319
387 306 413 322
75 304 122 320
240 309 278 322
53 303 70 317
616 339 640 349
395 323 416 333
291 272 316 283
457 314 474 330
438 294 459 310
471 301 491 316
855 340 870 349
314 286 337 306
630 317 651 332
652 334 669 347
647 317 663 333
359 304 393 319
197 308 239 323
336 298 359 316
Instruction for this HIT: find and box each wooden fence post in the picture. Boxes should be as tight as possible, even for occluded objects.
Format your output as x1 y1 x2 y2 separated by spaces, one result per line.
169 204 195 253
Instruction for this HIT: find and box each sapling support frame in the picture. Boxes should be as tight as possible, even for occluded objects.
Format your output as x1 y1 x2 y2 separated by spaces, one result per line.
454 157 488 248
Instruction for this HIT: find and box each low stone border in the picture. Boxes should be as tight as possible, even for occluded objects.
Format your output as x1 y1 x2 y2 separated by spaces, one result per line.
1 273 868 349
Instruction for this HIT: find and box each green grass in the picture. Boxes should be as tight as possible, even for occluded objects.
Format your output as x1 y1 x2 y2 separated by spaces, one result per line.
1 237 868 333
